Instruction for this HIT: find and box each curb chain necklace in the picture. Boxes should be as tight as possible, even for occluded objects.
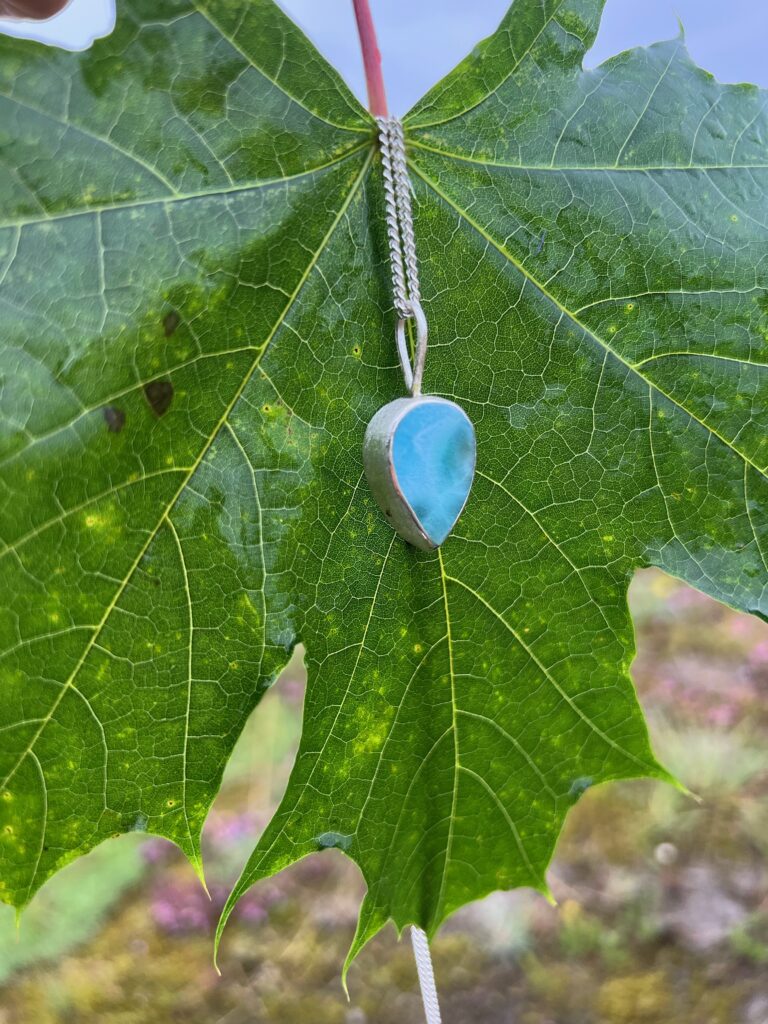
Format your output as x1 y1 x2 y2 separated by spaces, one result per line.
363 117 476 553
362 113 480 1024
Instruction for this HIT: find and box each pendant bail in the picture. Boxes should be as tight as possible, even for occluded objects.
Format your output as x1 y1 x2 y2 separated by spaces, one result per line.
396 297 428 397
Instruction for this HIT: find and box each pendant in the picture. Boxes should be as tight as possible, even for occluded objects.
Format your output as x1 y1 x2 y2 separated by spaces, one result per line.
363 395 476 550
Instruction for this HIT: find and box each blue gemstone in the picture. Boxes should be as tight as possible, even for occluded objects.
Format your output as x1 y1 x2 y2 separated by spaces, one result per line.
391 401 476 546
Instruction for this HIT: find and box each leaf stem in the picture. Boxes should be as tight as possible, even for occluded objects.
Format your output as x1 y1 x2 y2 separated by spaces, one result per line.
352 0 388 117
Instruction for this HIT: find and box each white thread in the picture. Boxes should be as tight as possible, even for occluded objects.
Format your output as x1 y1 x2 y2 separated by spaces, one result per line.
411 925 442 1024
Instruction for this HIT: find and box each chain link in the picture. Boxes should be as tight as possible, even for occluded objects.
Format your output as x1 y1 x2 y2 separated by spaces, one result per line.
376 116 427 395
377 117 409 319
376 116 421 318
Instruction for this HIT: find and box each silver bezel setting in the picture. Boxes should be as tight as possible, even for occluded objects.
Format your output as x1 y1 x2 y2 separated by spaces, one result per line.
363 395 476 551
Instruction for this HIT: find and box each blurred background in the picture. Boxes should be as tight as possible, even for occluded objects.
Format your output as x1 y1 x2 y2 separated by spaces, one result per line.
1 2 768 1022
0 571 767 1023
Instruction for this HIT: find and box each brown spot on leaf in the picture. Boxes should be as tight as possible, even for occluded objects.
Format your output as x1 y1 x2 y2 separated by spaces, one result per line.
103 406 126 433
144 379 174 417
163 310 181 337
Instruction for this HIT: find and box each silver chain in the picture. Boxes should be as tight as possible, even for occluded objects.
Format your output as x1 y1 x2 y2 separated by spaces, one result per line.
376 116 428 396
376 116 421 317
376 119 442 1018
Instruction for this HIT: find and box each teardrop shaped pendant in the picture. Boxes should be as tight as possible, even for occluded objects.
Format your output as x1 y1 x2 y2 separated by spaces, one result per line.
364 394 476 550
366 116 475 549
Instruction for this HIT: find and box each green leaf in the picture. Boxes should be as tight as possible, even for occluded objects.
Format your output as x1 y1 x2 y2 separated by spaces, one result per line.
0 0 766 974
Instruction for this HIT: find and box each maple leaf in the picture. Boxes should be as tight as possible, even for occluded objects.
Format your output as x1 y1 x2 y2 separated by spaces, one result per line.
0 0 765 973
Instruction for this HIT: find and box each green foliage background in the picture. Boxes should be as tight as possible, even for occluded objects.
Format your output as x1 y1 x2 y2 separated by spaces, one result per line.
0 0 766 967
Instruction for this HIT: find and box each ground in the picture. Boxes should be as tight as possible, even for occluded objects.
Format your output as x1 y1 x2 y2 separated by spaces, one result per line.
1 569 767 1023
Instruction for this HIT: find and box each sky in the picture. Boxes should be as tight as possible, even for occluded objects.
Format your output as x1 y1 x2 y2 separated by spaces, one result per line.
0 0 766 114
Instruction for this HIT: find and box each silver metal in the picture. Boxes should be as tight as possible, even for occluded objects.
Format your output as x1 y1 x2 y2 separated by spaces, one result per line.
362 395 475 552
367 118 474 557
395 298 428 397
376 115 426 393
377 116 411 321
386 119 421 312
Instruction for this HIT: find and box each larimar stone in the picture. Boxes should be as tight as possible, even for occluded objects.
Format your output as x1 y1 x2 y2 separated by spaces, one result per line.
363 396 476 550
392 402 475 546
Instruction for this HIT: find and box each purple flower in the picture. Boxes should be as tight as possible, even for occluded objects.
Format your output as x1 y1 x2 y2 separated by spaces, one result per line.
238 899 268 925
205 811 262 849
151 881 214 934
141 837 175 865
